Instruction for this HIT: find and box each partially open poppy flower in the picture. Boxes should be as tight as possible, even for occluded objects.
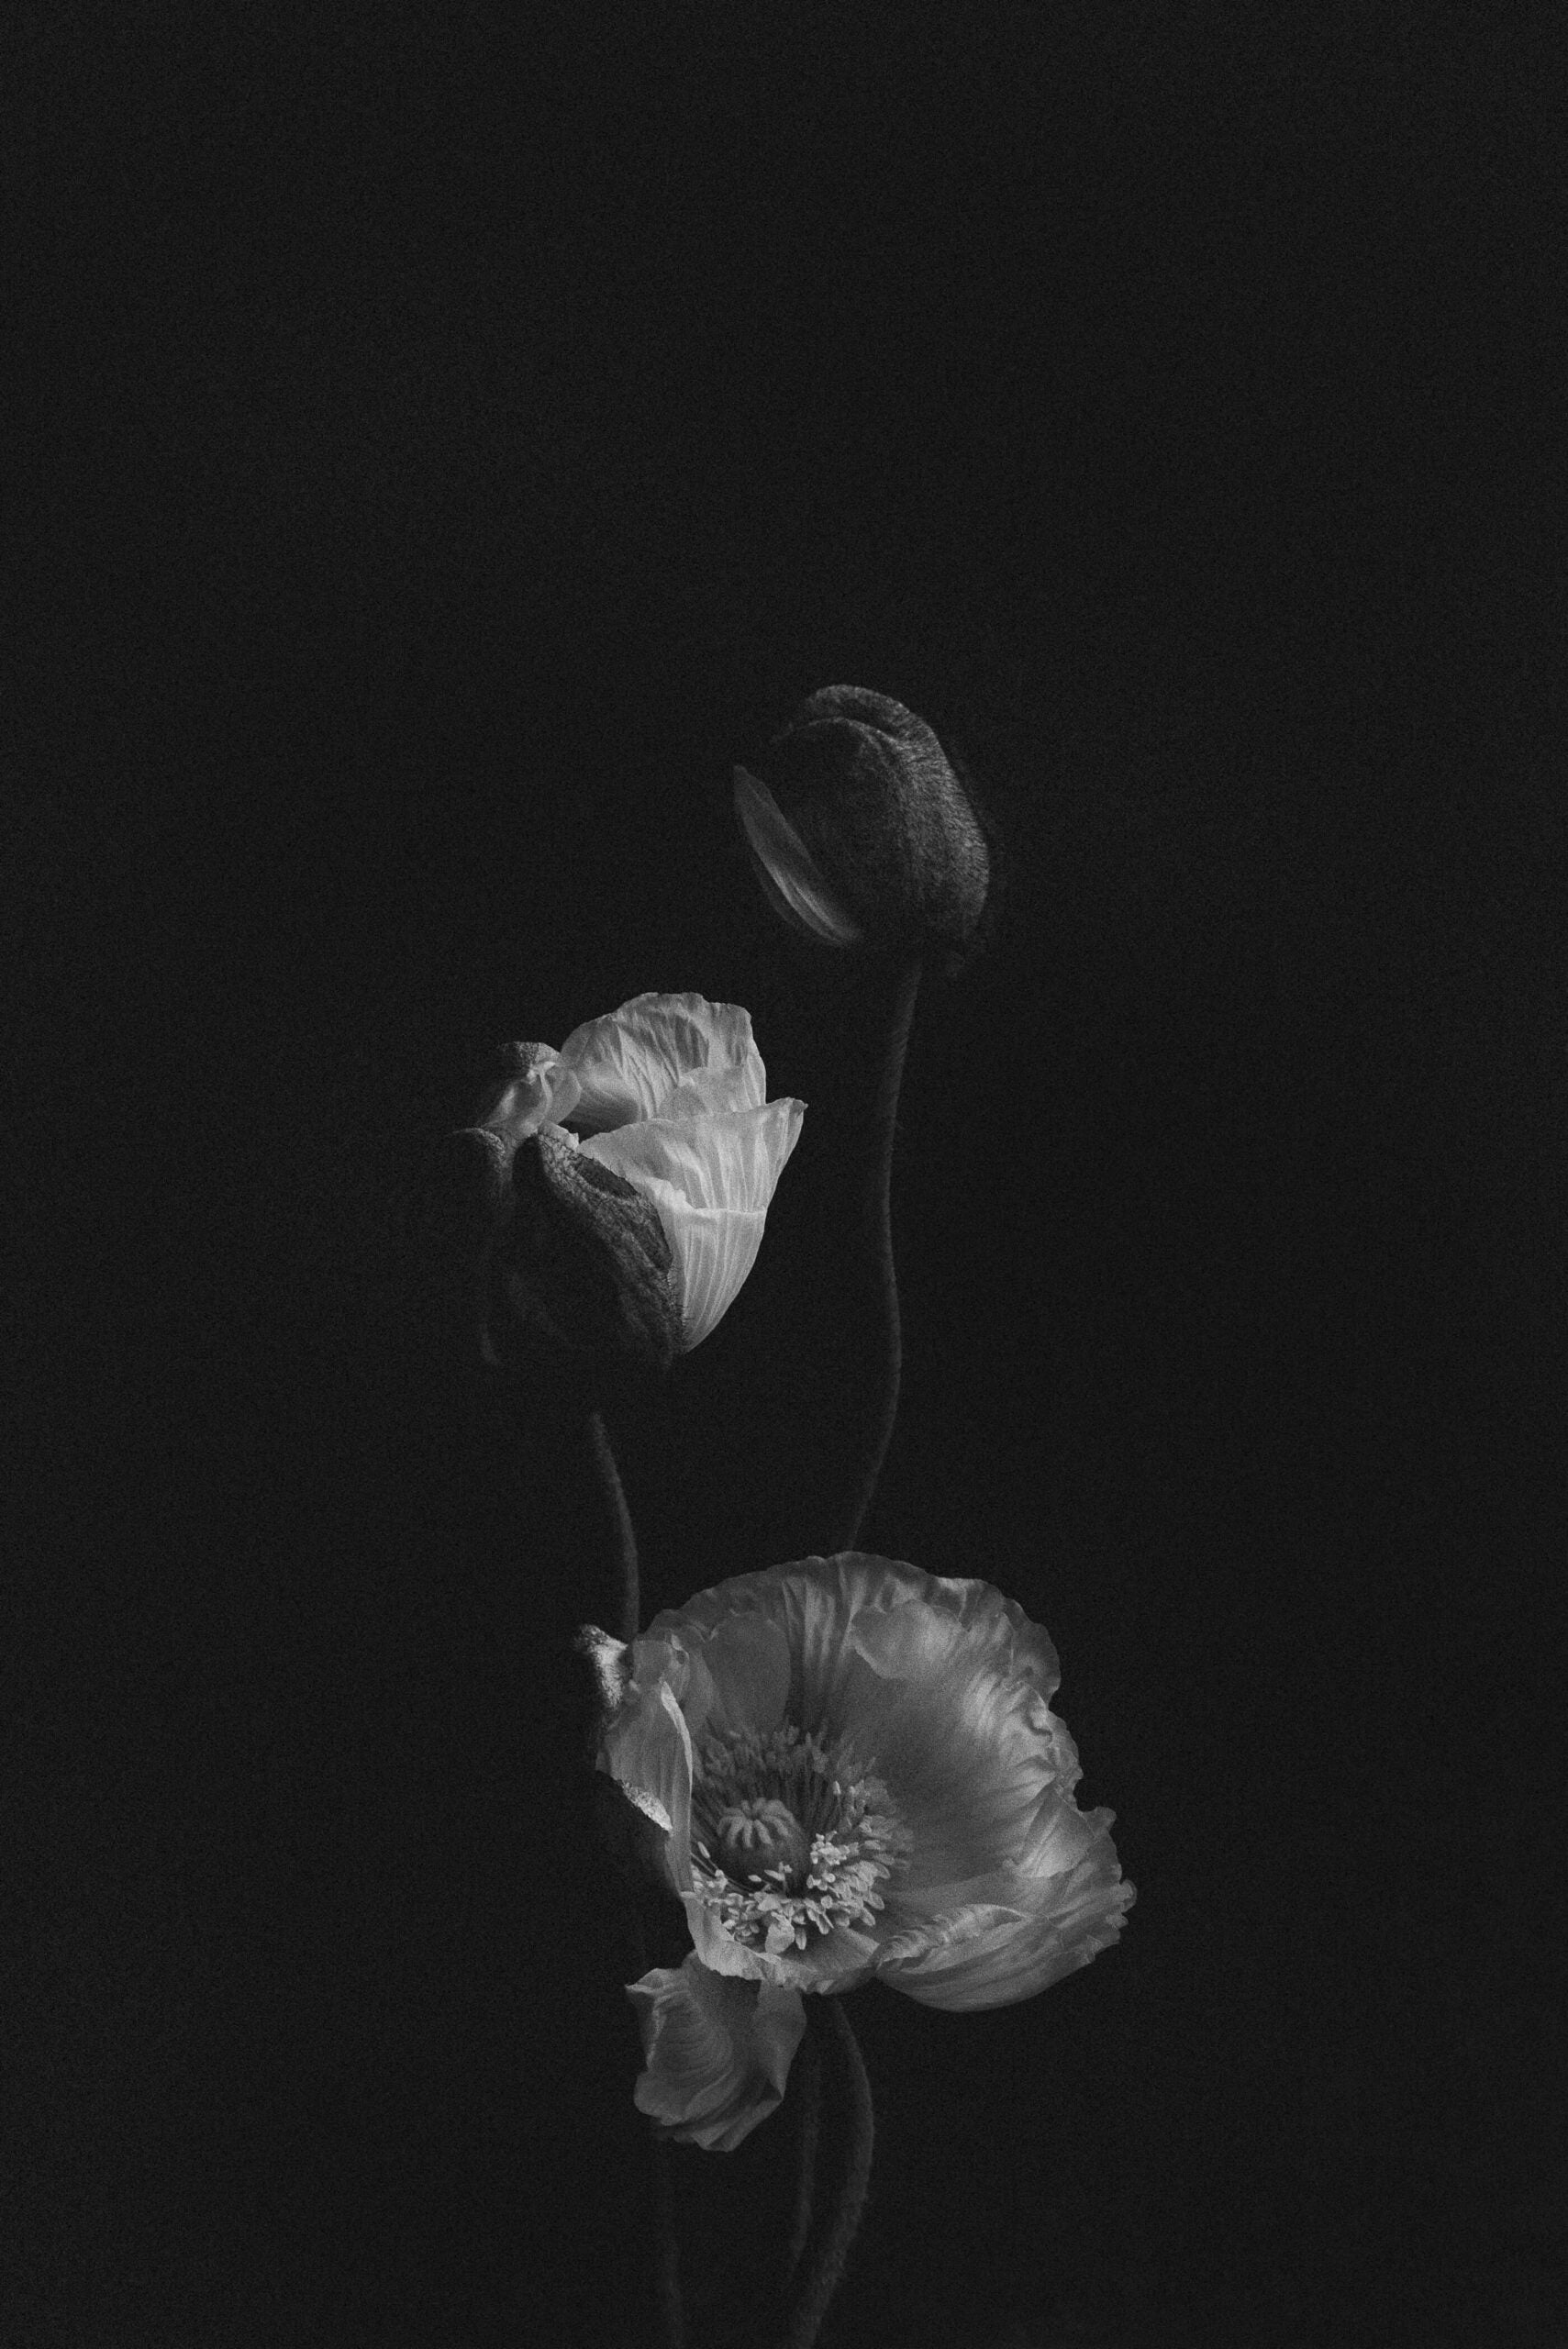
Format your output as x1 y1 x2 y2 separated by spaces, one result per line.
589 1554 1134 2148
469 993 805 1369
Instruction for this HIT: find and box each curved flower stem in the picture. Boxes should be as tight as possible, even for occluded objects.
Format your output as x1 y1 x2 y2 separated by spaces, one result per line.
586 1404 639 1645
582 1408 684 2347
622 1909 686 2349
825 952 921 1554
780 2022 823 2297
777 1998 874 2349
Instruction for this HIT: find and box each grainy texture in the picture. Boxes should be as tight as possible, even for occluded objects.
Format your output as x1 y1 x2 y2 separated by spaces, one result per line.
7 5 1563 2345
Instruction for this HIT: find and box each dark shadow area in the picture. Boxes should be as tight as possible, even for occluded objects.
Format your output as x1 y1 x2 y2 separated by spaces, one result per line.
7 6 1563 2343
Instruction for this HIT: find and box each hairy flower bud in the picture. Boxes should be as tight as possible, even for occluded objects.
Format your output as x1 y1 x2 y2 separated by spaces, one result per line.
735 686 993 970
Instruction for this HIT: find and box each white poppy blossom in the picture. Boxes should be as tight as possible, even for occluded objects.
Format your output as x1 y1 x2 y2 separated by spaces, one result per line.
595 1553 1134 2148
485 992 805 1351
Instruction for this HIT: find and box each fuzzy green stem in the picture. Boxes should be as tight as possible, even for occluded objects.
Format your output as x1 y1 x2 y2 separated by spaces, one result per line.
587 1405 639 1645
777 1998 874 2349
623 1909 685 2349
781 2022 823 2297
584 1410 684 2347
826 952 920 1553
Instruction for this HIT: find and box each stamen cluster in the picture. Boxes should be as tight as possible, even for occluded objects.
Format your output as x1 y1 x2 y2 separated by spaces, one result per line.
689 1722 912 1957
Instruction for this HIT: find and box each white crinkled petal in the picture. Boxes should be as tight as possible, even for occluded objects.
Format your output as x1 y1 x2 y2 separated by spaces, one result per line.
645 1555 1062 1760
876 1835 1135 2011
580 1097 806 1347
733 766 864 948
627 1956 807 2152
656 1063 769 1121
847 1680 1078 1898
878 1777 1099 1928
559 994 765 1131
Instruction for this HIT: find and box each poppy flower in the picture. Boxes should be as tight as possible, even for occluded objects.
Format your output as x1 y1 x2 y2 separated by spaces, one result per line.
590 1553 1134 2148
469 993 805 1369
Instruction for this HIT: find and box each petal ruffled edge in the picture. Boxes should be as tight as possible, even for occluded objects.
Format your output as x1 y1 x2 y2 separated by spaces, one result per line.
643 1554 1062 1749
560 994 767 1130
583 1098 806 1346
876 1826 1135 2011
627 1956 806 2152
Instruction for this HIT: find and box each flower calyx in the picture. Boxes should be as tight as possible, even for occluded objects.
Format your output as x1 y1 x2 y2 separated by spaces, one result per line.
432 1039 684 1380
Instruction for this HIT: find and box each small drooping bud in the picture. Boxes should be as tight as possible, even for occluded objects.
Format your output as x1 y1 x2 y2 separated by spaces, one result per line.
735 685 993 971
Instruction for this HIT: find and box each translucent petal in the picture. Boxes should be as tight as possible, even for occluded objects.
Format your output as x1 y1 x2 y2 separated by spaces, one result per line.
648 1555 1062 1759
559 994 764 1131
627 1957 807 2152
877 1838 1135 2011
602 1667 695 1902
580 1097 806 1347
733 766 864 948
657 1063 763 1121
843 1664 1081 1896
692 1613 793 1740
476 1047 582 1141
878 1783 1105 1928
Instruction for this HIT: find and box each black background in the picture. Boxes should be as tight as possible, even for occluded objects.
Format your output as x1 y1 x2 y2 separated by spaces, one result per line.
8 6 1565 2344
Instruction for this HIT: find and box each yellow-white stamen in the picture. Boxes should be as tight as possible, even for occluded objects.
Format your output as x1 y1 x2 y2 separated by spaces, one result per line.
689 1723 912 1957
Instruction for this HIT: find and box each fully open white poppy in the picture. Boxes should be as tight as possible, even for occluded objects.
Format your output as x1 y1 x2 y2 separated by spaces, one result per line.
484 992 805 1350
593 1553 1134 2148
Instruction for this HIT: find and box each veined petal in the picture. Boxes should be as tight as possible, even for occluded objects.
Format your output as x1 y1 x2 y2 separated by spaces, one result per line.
560 994 765 1130
646 1555 1062 1757
733 765 864 948
579 1100 806 1218
657 1063 765 1120
628 1957 806 2152
690 1612 793 1741
877 1837 1134 2011
581 1097 805 1347
602 1664 695 1900
848 1673 1080 1897
880 1776 1104 1926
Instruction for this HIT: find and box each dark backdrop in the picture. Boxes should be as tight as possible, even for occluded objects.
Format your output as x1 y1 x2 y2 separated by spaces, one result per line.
8 6 1564 2345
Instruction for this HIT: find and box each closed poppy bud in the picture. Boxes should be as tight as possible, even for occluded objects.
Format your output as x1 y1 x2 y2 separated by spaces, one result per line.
448 994 804 1376
734 686 993 970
